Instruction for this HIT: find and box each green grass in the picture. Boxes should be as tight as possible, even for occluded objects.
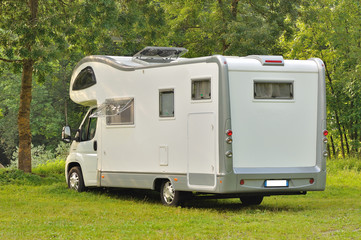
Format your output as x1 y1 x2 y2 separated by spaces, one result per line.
0 159 360 239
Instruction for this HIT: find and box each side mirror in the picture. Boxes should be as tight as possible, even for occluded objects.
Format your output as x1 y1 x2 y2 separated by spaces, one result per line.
62 126 72 143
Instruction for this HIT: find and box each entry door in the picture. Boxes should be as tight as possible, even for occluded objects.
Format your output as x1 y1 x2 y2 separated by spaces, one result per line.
187 113 216 188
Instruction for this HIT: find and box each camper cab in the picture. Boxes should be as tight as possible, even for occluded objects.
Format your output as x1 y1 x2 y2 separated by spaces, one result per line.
63 47 327 206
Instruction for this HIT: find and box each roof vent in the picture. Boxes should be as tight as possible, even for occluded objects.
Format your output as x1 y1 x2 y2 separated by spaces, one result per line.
247 55 284 66
133 46 188 64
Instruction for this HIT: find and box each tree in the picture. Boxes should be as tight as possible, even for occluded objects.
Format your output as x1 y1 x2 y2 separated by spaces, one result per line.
0 0 120 172
154 0 300 57
0 0 42 172
281 0 361 157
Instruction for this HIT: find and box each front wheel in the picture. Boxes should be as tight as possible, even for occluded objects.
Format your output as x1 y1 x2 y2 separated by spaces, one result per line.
68 166 86 192
160 180 183 206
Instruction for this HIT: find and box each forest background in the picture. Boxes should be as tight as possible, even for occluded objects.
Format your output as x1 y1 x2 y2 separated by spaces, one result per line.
0 0 360 170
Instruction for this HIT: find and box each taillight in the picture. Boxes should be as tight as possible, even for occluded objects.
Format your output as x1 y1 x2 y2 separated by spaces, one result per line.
226 129 232 136
323 130 328 136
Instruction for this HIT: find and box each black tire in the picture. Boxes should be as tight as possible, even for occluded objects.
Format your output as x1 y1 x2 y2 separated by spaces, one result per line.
68 166 86 192
160 180 183 206
240 196 264 206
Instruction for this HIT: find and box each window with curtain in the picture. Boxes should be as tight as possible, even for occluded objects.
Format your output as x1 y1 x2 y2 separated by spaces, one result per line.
159 89 174 118
254 82 293 99
192 79 211 100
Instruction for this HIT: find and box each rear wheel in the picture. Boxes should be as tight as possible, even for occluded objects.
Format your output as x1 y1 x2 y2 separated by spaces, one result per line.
160 180 183 206
68 166 86 192
240 196 264 206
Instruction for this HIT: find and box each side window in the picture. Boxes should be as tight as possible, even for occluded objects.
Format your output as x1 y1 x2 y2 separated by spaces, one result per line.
106 98 134 125
72 67 97 91
159 89 174 118
80 108 97 141
192 79 211 100
254 82 293 100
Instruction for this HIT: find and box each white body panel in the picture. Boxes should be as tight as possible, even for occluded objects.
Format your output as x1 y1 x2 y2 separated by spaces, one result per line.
95 63 219 176
229 71 318 168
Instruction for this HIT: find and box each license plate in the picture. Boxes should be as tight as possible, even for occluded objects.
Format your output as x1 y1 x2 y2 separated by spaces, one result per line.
265 180 289 188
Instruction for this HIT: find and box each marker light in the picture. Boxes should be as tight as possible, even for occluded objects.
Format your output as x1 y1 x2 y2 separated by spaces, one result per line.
309 178 315 184
323 138 328 144
323 130 328 136
225 151 233 158
240 179 245 185
226 137 233 144
226 129 233 136
323 151 328 157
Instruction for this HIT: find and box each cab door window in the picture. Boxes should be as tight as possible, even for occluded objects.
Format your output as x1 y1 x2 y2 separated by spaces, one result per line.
80 108 97 141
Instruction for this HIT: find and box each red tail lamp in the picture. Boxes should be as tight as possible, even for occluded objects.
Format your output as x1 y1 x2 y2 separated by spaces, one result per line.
323 130 328 136
240 179 245 185
309 178 315 184
226 129 233 136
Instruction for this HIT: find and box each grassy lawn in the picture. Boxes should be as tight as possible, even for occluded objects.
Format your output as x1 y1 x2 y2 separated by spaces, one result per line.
0 160 360 239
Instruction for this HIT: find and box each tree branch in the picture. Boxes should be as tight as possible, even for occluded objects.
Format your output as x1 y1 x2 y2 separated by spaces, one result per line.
0 57 23 63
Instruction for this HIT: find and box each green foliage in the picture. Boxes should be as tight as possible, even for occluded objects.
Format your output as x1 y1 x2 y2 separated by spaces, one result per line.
155 0 300 57
0 168 43 185
1 0 361 163
0 156 65 185
327 157 361 172
281 0 361 157
0 67 21 165
0 63 85 167
32 160 65 178
9 142 68 169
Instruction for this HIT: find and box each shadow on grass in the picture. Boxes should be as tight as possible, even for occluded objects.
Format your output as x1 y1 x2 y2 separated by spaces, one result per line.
83 187 306 213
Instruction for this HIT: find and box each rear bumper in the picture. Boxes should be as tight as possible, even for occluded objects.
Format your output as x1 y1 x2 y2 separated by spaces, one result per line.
216 167 326 194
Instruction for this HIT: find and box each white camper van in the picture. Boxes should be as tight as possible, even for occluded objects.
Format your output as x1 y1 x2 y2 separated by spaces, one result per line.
62 47 327 206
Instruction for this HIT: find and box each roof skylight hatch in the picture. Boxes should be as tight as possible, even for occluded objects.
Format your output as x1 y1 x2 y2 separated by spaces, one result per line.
133 46 188 64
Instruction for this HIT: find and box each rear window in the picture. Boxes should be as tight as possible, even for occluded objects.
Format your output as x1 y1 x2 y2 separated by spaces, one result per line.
254 82 293 100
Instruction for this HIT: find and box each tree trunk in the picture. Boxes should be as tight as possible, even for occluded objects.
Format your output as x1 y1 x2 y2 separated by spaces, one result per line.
342 126 350 156
17 0 38 173
323 61 345 158
330 135 336 157
336 114 345 158
18 60 34 173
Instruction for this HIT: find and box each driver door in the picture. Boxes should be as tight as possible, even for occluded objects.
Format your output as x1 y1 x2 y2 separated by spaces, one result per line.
75 108 98 186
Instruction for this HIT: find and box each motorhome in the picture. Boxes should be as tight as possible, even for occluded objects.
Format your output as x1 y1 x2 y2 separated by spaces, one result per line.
62 47 327 206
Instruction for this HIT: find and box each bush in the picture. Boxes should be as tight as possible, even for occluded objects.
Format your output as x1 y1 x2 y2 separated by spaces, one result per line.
327 157 361 172
9 142 69 169
32 159 65 177
0 159 65 185
0 168 43 185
